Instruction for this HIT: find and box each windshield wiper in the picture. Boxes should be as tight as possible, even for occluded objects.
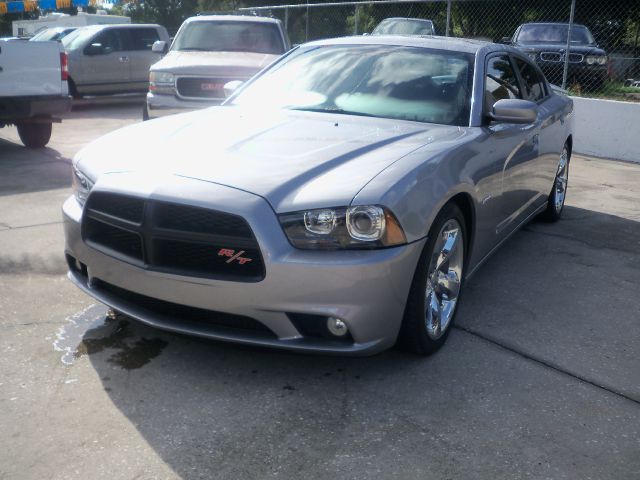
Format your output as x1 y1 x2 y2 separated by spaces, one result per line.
178 47 214 52
291 107 382 119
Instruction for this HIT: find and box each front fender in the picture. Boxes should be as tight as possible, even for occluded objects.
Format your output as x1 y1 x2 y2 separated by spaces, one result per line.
351 133 483 244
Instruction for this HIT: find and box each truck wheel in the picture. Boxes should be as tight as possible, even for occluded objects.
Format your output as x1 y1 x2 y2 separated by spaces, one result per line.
17 122 53 149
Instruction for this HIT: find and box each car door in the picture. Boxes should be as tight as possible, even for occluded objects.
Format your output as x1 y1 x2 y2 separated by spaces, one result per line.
513 56 561 201
125 27 162 91
79 28 130 94
483 53 541 237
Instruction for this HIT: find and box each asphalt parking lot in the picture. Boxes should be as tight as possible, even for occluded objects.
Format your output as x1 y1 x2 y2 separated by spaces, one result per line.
1 101 639 480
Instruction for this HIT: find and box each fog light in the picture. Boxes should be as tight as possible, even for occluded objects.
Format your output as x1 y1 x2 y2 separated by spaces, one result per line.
327 317 348 337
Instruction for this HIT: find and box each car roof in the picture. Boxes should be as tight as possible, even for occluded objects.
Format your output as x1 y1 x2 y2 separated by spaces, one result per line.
379 17 434 22
81 24 161 31
185 15 281 24
304 35 498 55
520 22 588 28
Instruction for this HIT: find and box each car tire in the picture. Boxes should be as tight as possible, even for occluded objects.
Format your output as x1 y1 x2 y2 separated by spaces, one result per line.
542 143 570 222
17 121 53 149
142 103 150 121
397 203 467 355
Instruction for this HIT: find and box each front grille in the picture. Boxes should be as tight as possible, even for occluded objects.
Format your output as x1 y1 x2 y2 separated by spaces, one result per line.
540 52 562 62
97 280 276 338
153 238 264 279
88 192 144 223
155 203 252 237
568 53 584 63
84 217 143 260
176 77 234 99
82 193 265 282
539 52 584 63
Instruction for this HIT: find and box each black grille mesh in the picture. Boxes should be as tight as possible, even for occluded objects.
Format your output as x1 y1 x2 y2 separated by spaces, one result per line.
155 203 253 237
84 217 143 260
153 239 264 279
82 194 264 281
88 192 144 223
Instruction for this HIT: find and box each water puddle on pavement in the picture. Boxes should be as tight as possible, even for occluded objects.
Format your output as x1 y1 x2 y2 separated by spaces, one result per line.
53 304 168 369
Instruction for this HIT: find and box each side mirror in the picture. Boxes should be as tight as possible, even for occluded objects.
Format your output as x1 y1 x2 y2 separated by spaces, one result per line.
152 40 168 54
223 80 243 97
490 99 538 124
84 43 104 55
500 36 512 44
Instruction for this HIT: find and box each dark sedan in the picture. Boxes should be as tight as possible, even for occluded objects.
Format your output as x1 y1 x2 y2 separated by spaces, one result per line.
505 23 608 90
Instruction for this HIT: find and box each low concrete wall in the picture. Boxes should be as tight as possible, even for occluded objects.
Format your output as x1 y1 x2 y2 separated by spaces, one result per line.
571 97 640 163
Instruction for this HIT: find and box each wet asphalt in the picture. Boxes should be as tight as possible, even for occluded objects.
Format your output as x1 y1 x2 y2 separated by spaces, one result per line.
1 101 639 479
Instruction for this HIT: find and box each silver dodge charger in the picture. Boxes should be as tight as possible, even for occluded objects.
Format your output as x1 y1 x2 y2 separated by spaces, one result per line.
64 36 573 355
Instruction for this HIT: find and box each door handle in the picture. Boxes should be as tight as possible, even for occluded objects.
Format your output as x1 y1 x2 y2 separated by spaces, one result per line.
118 56 130 63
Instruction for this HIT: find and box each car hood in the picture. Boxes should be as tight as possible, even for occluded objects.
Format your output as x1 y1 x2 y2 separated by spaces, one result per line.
76 107 464 213
151 50 281 77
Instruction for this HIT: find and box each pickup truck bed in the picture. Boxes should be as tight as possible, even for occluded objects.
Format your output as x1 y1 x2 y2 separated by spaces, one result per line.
0 40 72 148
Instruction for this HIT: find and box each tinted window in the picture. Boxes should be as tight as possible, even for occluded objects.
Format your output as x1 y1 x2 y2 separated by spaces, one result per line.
232 45 473 126
516 24 595 45
128 28 160 50
485 55 521 111
515 58 546 102
91 29 122 53
172 21 284 55
63 27 101 50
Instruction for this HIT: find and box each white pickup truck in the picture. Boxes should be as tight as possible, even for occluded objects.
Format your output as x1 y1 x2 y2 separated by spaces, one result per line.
0 40 72 148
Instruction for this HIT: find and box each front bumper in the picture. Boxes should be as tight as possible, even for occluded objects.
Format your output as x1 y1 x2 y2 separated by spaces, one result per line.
146 92 222 119
537 62 608 85
63 177 425 355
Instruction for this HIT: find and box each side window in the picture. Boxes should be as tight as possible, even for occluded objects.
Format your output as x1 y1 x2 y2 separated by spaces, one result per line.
129 28 160 51
515 58 547 102
92 30 122 54
485 55 522 112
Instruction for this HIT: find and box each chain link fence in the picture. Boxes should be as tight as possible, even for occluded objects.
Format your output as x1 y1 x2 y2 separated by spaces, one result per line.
237 0 640 101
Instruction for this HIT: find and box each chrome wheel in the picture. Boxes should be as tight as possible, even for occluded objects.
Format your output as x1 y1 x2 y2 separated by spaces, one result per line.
425 219 464 340
554 148 569 212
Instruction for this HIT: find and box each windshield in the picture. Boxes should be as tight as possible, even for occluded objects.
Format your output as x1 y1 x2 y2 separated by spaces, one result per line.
516 24 595 44
372 19 435 36
231 45 473 126
172 21 284 54
62 27 99 50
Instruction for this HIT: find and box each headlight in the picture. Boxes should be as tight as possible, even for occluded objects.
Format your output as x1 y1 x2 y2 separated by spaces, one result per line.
586 55 607 65
149 71 175 94
72 166 94 206
279 205 406 250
